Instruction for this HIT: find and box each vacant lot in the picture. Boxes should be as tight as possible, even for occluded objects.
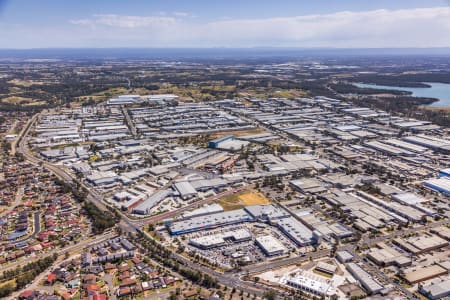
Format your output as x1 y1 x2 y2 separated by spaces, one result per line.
218 190 270 210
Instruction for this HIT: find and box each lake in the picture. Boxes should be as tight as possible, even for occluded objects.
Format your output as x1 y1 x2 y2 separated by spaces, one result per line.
354 82 450 107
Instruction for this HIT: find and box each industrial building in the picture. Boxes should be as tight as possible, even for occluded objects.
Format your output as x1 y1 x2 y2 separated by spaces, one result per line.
168 204 319 247
336 251 353 263
255 235 286 256
180 203 224 220
346 263 384 295
168 209 253 235
364 140 414 156
393 234 448 255
244 205 289 221
419 278 450 300
402 265 448 284
107 95 142 105
402 135 450 154
275 217 318 246
189 229 252 249
281 270 336 298
439 168 450 178
290 178 327 194
315 262 337 275
208 136 249 151
132 189 173 215
173 181 197 200
423 177 450 196
366 243 411 267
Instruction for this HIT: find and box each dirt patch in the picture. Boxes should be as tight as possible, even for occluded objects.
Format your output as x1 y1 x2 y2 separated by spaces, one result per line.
217 190 270 210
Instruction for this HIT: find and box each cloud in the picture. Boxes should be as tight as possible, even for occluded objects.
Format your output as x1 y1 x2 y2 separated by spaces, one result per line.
202 7 450 47
172 11 190 17
38 6 450 48
70 14 177 29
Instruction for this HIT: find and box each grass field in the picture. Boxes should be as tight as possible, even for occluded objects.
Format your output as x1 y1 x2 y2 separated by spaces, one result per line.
217 190 270 211
8 79 44 87
77 87 129 102
1 96 32 104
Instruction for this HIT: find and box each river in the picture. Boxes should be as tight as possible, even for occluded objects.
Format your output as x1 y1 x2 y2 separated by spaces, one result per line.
354 82 450 107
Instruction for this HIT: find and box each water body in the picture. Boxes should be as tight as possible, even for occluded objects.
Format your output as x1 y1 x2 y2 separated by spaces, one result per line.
355 82 450 107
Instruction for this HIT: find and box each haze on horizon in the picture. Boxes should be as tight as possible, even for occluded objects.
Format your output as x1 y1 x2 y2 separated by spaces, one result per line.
0 0 450 49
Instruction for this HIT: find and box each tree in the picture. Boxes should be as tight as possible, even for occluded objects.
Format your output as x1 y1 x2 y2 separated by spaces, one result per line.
263 291 277 300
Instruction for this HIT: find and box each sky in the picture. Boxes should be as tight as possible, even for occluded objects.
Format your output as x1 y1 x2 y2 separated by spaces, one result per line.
0 0 450 49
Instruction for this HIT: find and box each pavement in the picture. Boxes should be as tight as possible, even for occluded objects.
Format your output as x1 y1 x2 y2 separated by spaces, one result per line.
243 249 331 274
104 273 117 300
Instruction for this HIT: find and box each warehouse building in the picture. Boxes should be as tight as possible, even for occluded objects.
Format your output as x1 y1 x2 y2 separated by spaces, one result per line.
423 177 450 196
290 178 327 194
255 235 286 256
244 205 289 222
107 95 141 105
367 243 411 267
402 135 450 153
402 265 448 284
430 226 450 241
180 203 224 220
208 135 249 151
439 168 450 178
189 228 252 249
315 262 337 275
393 234 448 255
364 140 414 156
168 209 253 235
169 204 319 246
281 270 336 298
419 278 450 300
86 171 119 186
209 136 234 148
132 189 173 215
275 217 318 246
346 263 384 295
173 181 197 200
336 251 353 263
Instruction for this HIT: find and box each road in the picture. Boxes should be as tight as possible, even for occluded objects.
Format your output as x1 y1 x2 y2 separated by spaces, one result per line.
243 249 331 274
0 185 24 218
138 183 256 227
0 232 116 273
345 247 416 300
104 273 117 300
166 243 285 299
122 105 137 137
18 211 41 243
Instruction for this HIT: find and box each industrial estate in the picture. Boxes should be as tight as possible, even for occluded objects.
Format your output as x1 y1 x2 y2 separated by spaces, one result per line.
1 66 449 300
